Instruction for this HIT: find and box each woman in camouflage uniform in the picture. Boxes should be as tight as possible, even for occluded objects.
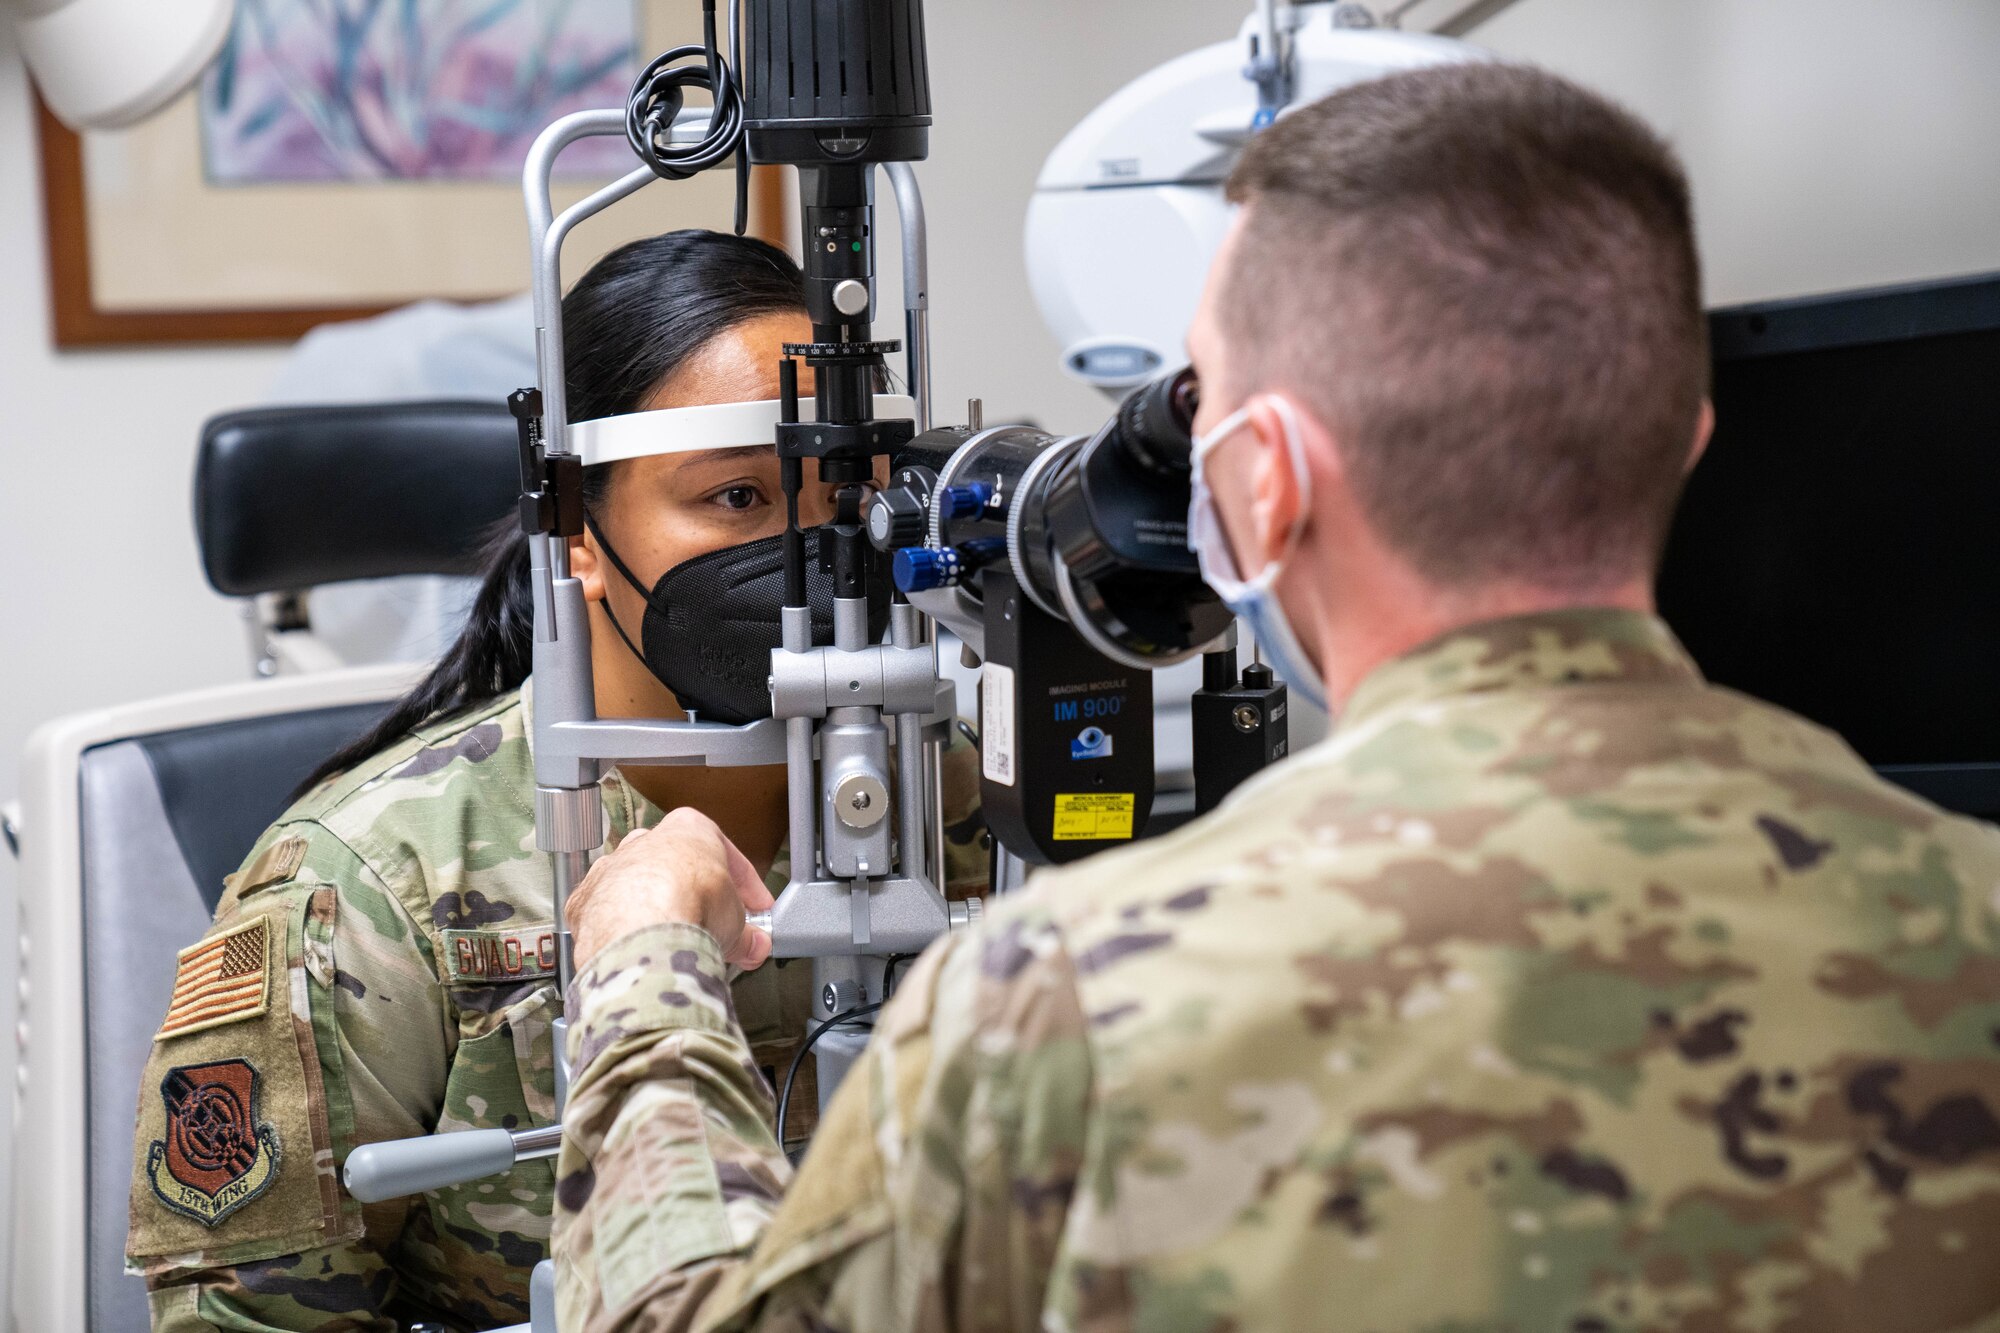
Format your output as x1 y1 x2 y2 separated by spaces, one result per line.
126 231 986 1331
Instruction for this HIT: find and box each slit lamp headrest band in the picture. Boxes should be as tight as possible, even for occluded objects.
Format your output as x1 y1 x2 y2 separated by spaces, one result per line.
568 396 919 467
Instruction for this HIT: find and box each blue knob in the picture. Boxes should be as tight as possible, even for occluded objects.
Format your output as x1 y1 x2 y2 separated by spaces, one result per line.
893 546 962 593
939 483 994 521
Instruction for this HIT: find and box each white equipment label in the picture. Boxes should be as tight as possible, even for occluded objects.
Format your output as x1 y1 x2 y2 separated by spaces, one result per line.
982 663 1017 787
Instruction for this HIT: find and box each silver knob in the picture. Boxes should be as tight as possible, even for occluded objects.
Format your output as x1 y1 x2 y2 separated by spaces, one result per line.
832 279 870 317
832 772 890 829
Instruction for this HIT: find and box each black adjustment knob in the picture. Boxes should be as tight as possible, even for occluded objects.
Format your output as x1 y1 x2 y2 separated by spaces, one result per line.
1241 661 1274 690
868 486 929 551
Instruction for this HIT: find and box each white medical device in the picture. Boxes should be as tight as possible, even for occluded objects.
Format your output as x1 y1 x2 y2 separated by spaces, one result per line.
1025 3 1476 392
5 0 233 129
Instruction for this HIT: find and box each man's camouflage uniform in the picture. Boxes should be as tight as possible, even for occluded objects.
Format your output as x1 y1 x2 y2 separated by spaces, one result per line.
125 684 989 1330
555 610 2000 1333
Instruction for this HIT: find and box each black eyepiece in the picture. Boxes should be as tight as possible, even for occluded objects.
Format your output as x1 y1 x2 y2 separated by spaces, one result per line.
1113 367 1201 478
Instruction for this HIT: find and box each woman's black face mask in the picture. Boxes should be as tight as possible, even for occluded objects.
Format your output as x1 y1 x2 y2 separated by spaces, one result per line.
585 514 890 725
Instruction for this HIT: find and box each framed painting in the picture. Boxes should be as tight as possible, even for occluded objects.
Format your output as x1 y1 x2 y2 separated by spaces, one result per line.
36 0 784 347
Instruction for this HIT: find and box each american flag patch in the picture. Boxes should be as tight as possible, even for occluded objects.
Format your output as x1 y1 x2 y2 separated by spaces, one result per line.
157 917 271 1041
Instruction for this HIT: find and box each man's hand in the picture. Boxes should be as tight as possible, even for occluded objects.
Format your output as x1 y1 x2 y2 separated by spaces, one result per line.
567 808 775 970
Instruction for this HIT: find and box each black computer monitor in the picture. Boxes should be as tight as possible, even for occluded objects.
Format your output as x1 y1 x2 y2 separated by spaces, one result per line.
1657 271 2000 821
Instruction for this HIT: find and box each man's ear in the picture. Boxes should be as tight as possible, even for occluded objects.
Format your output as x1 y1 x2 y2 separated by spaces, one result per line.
570 532 607 604
1242 397 1310 570
1686 398 1716 474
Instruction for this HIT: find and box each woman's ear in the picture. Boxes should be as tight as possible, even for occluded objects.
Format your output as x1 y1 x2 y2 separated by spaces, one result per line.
570 532 607 604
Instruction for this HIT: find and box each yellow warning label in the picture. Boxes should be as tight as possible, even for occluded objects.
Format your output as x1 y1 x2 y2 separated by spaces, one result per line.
1052 793 1137 841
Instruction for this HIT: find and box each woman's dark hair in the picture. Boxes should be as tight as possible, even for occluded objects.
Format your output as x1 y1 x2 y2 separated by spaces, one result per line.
299 230 807 793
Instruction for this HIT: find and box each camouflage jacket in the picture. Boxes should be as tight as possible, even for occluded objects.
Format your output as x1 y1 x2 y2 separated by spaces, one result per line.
555 609 2000 1333
126 684 988 1331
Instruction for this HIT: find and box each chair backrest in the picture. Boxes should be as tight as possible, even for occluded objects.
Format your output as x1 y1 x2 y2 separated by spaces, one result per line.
197 400 521 596
11 667 416 1333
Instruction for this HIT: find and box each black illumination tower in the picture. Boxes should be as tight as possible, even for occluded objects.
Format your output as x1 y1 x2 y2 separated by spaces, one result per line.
743 0 931 610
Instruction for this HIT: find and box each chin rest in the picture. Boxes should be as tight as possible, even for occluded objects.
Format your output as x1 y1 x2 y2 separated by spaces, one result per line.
197 401 521 596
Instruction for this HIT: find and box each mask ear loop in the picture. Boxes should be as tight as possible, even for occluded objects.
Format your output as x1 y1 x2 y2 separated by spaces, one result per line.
581 510 659 674
1192 396 1313 590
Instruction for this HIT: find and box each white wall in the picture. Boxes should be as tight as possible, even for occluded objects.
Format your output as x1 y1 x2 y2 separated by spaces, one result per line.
0 42 280 800
1470 0 2000 306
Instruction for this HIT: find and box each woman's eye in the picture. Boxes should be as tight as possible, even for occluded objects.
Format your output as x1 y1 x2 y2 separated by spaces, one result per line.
713 484 765 511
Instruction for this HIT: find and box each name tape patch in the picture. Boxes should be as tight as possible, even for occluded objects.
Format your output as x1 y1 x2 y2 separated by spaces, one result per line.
441 924 558 984
157 917 271 1042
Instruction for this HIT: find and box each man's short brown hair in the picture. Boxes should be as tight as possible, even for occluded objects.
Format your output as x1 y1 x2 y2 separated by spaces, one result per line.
1223 62 1706 590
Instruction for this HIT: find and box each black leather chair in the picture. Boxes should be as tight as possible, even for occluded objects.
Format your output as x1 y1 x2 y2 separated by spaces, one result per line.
198 399 521 596
197 400 523 674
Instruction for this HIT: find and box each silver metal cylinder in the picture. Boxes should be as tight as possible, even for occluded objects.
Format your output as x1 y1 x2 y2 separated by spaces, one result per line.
552 1015 570 1111
885 161 933 431
905 310 932 431
512 1124 564 1161
833 596 870 654
889 599 921 651
534 787 602 854
785 716 817 887
896 709 928 891
924 739 948 893
528 532 557 645
992 847 1033 896
780 603 819 898
819 708 893 880
551 849 588 998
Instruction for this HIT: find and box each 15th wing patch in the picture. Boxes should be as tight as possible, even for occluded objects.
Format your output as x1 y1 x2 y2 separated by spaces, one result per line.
157 916 270 1041
146 1059 281 1226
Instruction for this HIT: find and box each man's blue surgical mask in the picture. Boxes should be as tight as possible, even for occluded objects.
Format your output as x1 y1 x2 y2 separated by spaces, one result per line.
1187 395 1328 712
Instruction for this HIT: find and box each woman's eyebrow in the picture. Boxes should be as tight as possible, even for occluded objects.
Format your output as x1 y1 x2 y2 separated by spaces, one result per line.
676 444 779 469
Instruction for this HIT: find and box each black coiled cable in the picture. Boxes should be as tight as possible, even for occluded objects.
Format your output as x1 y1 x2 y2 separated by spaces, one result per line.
625 0 750 232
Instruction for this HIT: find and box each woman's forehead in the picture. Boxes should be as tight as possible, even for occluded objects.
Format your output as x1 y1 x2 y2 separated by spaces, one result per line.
643 311 815 411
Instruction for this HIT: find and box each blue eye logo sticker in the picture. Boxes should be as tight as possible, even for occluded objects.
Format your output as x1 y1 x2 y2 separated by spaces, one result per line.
1071 726 1114 761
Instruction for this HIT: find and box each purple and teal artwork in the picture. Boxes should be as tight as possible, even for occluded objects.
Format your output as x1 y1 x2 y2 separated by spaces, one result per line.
201 0 640 182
